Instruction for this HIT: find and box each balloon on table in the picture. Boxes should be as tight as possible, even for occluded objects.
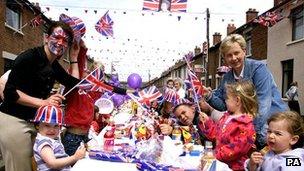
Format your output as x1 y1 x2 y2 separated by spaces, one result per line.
111 94 124 107
127 73 142 89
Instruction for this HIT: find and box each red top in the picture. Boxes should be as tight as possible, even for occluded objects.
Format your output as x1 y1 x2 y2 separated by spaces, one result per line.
90 120 100 133
64 90 94 131
198 112 256 171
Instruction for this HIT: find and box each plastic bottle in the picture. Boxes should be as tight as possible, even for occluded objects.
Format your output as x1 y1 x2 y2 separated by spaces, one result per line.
103 126 114 151
171 125 182 141
201 141 215 170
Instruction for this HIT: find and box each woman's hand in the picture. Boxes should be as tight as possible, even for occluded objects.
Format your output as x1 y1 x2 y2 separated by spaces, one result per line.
69 40 81 62
45 93 65 106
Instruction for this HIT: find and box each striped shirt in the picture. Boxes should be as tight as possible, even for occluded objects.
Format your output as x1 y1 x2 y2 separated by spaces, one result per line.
33 133 71 171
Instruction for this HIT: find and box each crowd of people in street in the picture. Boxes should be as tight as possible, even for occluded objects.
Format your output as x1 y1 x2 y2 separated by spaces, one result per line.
0 19 303 171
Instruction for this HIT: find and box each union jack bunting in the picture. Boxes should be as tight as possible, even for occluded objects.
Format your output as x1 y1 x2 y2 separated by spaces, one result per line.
170 0 187 12
95 11 114 37
77 68 113 92
253 11 281 27
142 0 161 11
128 86 163 109
29 15 45 27
187 69 204 96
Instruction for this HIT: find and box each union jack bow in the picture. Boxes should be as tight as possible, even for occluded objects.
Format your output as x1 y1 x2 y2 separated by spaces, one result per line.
95 10 114 37
128 86 163 109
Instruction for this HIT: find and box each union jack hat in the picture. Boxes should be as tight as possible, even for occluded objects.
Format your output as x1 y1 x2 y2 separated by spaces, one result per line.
59 14 86 41
172 98 193 112
32 105 64 126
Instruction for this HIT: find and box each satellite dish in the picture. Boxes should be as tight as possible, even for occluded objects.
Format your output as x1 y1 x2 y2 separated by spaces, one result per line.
95 98 114 114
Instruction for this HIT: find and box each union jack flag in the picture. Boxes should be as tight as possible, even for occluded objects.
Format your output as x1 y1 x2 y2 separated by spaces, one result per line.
253 11 282 27
164 88 180 103
187 69 204 96
142 0 161 11
128 86 163 109
95 10 114 37
77 68 113 93
170 0 187 12
29 15 45 27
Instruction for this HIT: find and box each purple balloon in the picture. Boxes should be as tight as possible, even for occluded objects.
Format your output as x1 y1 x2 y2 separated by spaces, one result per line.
111 94 124 107
113 81 120 87
111 74 119 82
127 73 142 89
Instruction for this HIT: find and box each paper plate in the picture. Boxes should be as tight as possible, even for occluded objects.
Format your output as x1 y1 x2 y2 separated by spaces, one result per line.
113 112 132 125
95 98 114 114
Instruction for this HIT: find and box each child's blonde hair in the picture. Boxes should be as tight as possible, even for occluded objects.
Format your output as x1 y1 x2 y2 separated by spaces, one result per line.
267 111 304 148
225 81 258 117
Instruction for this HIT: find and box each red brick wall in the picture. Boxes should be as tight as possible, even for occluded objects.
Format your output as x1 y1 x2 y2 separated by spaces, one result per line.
0 4 44 75
251 25 268 60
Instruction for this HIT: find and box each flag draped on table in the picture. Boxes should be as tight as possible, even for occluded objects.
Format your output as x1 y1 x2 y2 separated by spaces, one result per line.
95 10 114 37
253 11 281 27
142 0 161 11
128 86 163 109
170 0 187 12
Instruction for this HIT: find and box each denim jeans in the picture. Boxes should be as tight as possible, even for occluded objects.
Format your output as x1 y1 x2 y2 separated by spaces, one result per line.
62 131 90 156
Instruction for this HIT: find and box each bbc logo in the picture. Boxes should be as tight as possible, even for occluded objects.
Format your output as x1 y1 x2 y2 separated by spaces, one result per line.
286 158 301 166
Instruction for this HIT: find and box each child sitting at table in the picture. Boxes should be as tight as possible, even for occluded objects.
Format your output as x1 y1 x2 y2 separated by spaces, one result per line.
199 81 257 170
246 111 304 171
32 105 86 170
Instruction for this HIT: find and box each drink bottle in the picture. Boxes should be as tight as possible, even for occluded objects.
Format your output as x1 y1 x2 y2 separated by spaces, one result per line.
103 126 114 151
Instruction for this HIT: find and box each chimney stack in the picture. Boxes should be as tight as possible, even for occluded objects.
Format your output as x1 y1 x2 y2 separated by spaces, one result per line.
32 2 41 11
274 0 285 6
213 32 222 45
227 24 236 35
246 8 258 23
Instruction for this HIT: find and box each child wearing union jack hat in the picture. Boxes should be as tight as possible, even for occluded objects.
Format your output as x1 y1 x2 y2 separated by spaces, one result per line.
32 105 86 170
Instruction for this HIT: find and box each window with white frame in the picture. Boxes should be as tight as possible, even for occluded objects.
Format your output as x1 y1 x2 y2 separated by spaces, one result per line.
291 5 304 41
5 5 21 30
245 32 252 56
281 59 293 97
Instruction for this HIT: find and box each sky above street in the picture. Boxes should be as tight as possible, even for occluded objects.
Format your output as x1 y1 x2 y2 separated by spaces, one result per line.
29 0 273 82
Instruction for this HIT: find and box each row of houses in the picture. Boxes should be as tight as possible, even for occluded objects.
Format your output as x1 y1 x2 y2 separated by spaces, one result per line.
147 0 304 113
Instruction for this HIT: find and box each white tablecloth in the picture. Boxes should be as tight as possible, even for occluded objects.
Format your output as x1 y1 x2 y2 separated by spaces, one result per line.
72 157 137 171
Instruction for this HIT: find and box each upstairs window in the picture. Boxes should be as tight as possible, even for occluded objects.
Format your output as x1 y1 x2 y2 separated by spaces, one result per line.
291 5 304 41
5 2 21 30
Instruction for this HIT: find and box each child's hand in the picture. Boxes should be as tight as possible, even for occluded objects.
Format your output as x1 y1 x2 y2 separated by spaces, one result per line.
159 124 173 135
249 152 263 171
199 112 209 123
73 145 86 160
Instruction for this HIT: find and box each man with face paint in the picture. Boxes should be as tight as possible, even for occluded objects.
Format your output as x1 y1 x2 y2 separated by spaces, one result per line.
0 21 82 171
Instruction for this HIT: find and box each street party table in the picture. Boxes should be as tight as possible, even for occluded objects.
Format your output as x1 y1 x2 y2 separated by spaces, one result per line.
72 156 137 171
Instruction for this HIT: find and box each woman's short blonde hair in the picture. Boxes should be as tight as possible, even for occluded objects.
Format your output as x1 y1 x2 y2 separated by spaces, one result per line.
220 34 246 57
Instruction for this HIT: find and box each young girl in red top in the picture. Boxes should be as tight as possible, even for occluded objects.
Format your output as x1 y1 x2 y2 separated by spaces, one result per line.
199 81 258 171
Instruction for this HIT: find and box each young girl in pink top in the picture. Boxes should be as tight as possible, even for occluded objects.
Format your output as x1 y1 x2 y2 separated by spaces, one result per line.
199 81 258 170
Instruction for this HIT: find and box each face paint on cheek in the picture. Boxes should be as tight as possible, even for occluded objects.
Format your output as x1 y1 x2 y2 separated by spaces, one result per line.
48 27 69 56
